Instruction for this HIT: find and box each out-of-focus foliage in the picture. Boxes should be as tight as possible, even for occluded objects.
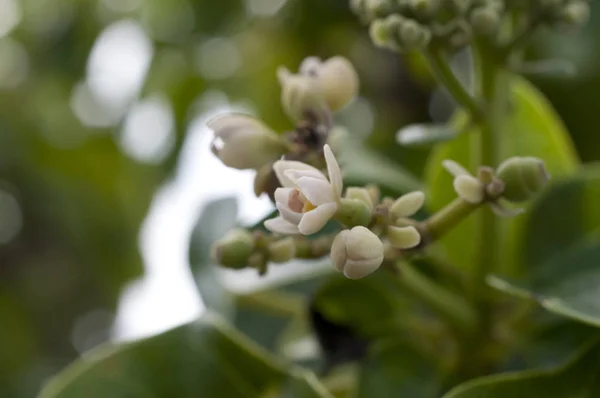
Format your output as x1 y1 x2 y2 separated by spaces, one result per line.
2 0 600 397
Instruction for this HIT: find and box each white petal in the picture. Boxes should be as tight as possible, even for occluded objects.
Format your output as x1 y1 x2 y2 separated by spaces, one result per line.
207 113 270 141
274 187 296 205
276 66 292 86
284 169 328 187
296 177 335 206
299 56 322 76
343 257 383 280
324 144 343 199
264 217 300 235
298 203 337 235
330 230 349 272
442 160 471 177
454 175 484 204
274 160 323 188
387 226 421 249
391 191 425 217
276 202 303 224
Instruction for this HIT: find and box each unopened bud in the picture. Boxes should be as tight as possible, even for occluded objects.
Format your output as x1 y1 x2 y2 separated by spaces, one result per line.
390 191 426 218
345 187 374 209
335 198 373 228
496 156 550 203
454 175 485 204
387 225 421 249
560 2 590 29
213 229 255 269
409 0 440 17
209 114 288 170
370 18 393 48
331 226 384 279
366 184 381 206
268 237 296 263
314 56 359 111
279 71 330 124
470 6 502 36
398 19 432 49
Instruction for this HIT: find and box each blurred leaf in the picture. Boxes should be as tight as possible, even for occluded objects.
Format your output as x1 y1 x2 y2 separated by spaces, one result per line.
358 339 440 398
39 312 330 398
489 165 600 327
443 340 600 398
425 75 579 274
396 123 458 147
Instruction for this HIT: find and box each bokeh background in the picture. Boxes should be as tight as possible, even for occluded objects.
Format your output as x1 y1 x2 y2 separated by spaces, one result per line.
0 0 599 396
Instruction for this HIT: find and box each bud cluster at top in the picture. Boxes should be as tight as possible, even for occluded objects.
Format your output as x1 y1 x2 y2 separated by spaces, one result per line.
351 0 590 53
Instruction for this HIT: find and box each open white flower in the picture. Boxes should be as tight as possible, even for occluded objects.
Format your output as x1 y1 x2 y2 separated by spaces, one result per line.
264 144 343 235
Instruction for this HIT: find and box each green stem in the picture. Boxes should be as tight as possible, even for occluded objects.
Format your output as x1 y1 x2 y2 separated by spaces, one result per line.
392 261 477 335
235 290 305 318
423 47 485 122
424 198 481 241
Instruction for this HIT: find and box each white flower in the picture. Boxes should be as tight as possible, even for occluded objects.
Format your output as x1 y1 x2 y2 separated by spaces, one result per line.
208 114 288 170
330 226 384 279
442 160 485 204
264 144 343 235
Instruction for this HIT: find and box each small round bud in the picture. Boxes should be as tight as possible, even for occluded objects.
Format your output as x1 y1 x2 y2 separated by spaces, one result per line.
331 227 384 279
268 237 296 263
279 72 330 124
496 156 550 203
390 191 426 218
213 229 255 269
316 56 360 111
369 18 393 48
208 114 288 170
560 2 590 29
470 6 502 36
387 225 421 249
397 19 432 49
335 198 373 228
345 187 374 209
409 0 440 18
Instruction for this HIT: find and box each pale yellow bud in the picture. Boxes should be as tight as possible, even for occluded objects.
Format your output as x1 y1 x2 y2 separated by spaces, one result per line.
331 227 384 279
268 237 296 263
390 191 425 218
316 56 360 111
387 225 421 249
345 187 374 210
454 175 485 204
279 71 330 124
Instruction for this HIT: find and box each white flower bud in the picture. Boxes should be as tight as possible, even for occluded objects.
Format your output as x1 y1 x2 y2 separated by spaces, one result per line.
390 191 425 218
387 225 421 249
454 175 485 204
208 114 288 170
331 227 384 279
314 56 359 112
279 71 330 124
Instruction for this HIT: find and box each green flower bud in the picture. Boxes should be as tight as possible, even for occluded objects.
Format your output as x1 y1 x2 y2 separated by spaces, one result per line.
335 198 373 228
470 6 502 36
209 114 288 170
560 2 590 29
387 225 421 249
345 187 374 210
213 229 255 269
397 19 432 49
496 156 550 203
268 237 296 263
370 18 393 48
409 0 440 17
331 226 384 279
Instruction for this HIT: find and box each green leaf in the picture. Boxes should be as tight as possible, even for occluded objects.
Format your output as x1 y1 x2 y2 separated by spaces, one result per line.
443 340 600 398
358 339 440 398
396 123 459 147
425 75 579 274
489 165 600 327
39 312 330 398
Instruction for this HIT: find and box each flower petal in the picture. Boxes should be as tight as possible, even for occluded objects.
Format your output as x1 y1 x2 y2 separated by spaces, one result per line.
442 160 471 177
264 217 300 235
295 177 335 206
298 202 337 235
274 160 323 188
276 202 303 224
391 191 425 218
274 187 296 205
324 144 343 199
284 169 328 187
454 175 484 204
207 113 272 141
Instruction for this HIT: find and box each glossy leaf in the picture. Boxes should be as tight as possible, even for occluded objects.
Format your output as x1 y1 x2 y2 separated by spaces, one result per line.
489 165 600 327
39 312 330 398
444 340 600 398
396 123 458 147
425 75 579 274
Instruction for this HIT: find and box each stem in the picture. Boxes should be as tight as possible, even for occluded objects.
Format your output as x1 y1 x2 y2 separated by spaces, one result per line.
235 290 305 318
424 198 481 241
423 47 485 122
392 261 477 335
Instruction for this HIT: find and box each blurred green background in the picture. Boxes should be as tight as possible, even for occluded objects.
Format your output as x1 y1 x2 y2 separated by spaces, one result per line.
1 0 599 396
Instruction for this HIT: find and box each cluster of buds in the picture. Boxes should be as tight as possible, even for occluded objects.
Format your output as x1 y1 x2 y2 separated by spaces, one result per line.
209 55 359 200
351 0 589 54
443 155 550 216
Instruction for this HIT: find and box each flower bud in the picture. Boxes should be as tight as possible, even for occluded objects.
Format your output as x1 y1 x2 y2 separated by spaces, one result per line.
387 225 421 249
370 18 393 48
390 191 425 218
559 2 590 29
398 19 432 49
314 56 359 111
335 198 373 228
212 229 254 269
209 114 288 170
470 6 502 36
409 0 440 17
268 237 296 263
454 175 485 204
496 156 550 203
345 187 374 210
279 71 330 124
331 227 384 279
